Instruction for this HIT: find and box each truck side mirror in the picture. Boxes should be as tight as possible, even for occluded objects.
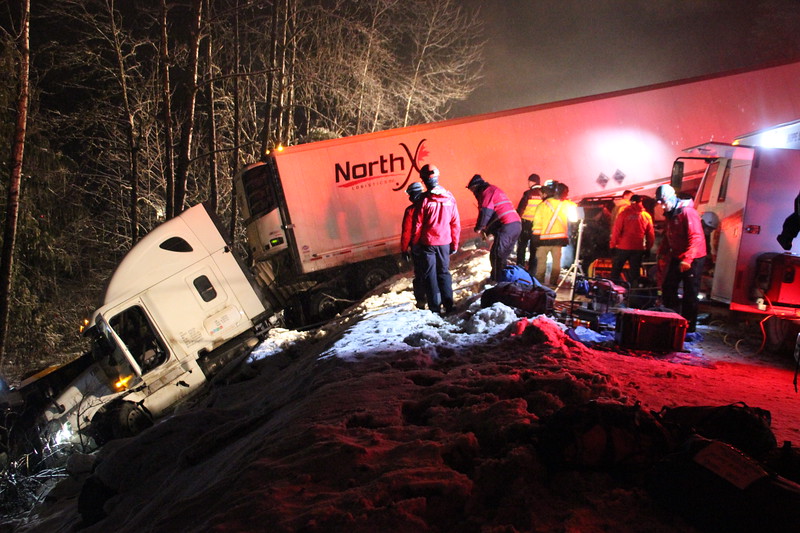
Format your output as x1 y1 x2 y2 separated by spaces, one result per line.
671 160 684 191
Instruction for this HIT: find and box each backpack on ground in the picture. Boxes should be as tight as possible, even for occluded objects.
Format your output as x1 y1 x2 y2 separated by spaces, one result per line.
657 402 777 460
648 435 800 533
497 264 533 286
480 281 555 315
537 400 674 471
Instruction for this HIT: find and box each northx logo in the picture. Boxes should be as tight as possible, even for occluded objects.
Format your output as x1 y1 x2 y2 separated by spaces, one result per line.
334 139 430 191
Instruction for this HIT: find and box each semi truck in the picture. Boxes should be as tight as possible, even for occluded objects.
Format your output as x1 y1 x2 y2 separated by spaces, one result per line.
34 205 271 457
235 61 800 322
23 61 800 457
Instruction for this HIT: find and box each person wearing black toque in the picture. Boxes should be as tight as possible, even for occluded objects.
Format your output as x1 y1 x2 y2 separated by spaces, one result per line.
466 174 522 282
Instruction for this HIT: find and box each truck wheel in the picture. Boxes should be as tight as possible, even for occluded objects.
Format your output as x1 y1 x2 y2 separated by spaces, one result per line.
283 297 306 328
353 262 394 295
308 290 342 322
111 402 153 439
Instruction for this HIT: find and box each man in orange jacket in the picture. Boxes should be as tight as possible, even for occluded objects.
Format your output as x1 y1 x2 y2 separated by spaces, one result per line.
609 195 654 284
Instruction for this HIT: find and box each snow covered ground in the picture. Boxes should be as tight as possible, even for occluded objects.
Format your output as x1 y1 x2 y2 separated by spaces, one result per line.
8 247 800 532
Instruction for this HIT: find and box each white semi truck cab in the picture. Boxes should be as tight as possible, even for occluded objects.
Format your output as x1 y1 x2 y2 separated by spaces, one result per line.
38 203 271 455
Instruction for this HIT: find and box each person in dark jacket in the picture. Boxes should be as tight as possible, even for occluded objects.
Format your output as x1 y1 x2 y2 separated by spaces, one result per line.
400 181 426 309
467 174 522 282
656 184 707 332
777 191 800 251
516 173 542 275
412 164 461 314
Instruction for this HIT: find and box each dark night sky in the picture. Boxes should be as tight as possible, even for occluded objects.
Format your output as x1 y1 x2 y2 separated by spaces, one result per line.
452 0 800 117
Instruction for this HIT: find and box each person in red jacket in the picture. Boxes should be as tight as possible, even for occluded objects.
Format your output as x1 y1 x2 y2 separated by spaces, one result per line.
655 184 707 332
467 174 522 282
412 165 461 315
400 181 426 309
609 195 654 284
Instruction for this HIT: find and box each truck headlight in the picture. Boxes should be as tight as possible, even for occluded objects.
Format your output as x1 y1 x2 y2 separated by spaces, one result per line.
53 421 74 446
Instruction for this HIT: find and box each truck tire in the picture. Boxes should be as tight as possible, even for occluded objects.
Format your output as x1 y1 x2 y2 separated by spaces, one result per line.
351 260 396 295
110 402 153 439
308 290 343 322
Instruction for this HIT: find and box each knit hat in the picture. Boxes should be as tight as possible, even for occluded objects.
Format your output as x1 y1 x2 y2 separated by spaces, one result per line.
419 164 440 188
406 182 424 200
466 174 486 189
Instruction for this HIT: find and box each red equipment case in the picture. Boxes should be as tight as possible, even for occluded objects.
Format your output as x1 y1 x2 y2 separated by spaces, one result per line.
615 308 688 351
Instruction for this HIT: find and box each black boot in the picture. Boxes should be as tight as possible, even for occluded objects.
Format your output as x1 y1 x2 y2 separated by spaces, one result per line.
777 233 793 251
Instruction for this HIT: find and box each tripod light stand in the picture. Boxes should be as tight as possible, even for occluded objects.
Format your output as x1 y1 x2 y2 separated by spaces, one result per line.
556 218 586 302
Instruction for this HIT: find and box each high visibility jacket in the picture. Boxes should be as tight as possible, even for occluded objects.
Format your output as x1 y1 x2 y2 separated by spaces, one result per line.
658 199 707 264
412 185 461 248
517 188 542 221
532 198 573 241
474 184 521 232
610 203 654 251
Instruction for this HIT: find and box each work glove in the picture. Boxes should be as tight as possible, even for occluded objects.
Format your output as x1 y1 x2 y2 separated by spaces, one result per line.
450 244 457 255
402 252 411 263
679 260 692 273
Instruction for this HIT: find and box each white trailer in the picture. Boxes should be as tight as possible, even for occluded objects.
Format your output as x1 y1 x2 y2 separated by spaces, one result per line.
236 62 800 322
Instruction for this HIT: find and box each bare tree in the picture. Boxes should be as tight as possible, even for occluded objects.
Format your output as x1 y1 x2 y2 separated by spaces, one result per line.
399 0 484 126
204 0 219 211
160 0 176 220
174 0 204 214
258 0 282 158
42 0 164 247
106 0 142 243
0 0 30 364
352 0 401 134
229 0 242 239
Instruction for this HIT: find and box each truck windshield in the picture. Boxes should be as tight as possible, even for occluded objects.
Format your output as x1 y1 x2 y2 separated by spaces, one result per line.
238 163 278 221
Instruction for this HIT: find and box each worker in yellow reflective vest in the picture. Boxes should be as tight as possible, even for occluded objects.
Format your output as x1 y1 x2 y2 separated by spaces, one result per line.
531 180 578 286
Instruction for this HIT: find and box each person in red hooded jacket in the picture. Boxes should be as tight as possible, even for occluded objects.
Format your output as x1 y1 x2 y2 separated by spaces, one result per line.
467 174 522 282
401 181 426 309
655 184 707 332
412 165 461 315
609 194 654 284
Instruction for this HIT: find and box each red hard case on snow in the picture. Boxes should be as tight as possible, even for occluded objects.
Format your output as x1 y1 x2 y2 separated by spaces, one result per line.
615 308 688 351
